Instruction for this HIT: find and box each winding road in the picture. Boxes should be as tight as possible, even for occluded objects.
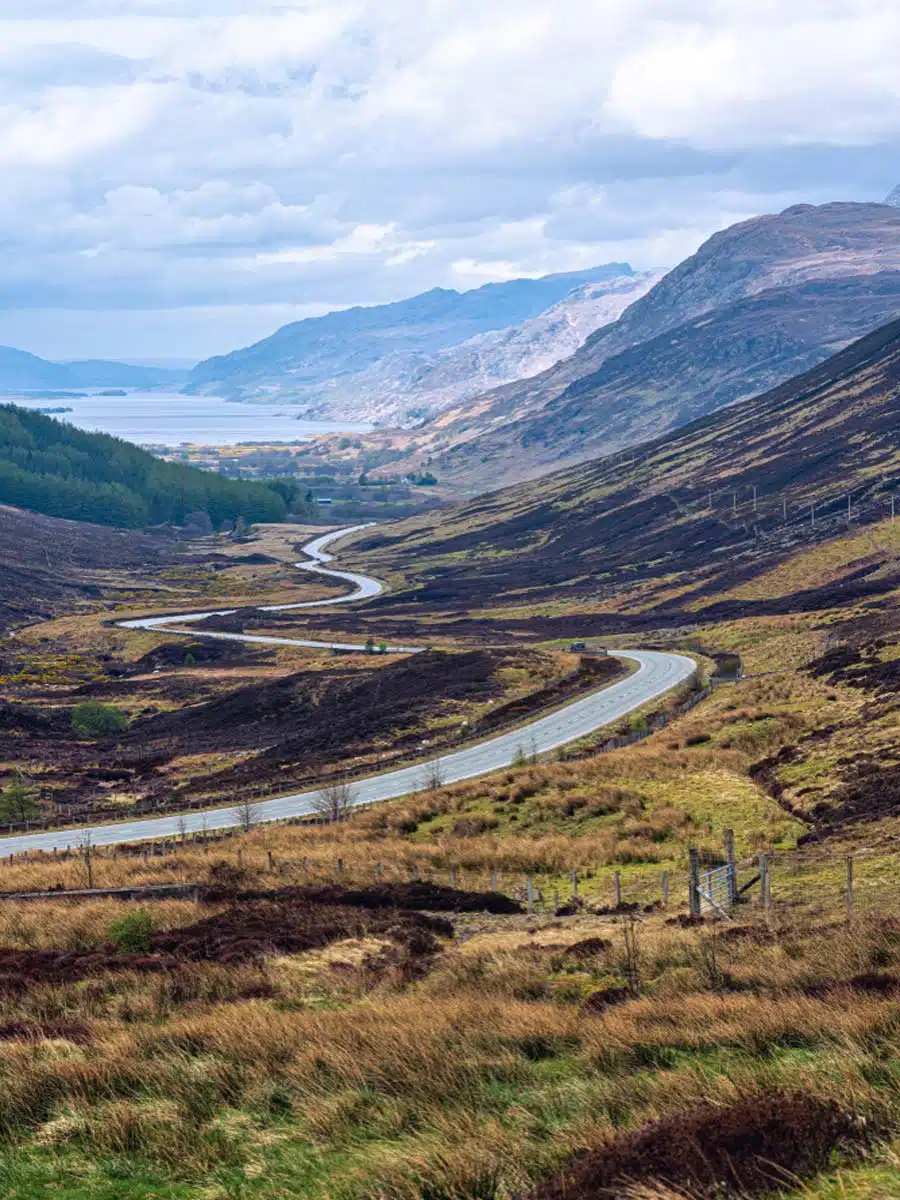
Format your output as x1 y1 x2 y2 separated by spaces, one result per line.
1 528 696 854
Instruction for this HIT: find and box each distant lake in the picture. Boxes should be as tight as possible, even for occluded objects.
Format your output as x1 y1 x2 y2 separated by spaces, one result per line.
3 391 373 448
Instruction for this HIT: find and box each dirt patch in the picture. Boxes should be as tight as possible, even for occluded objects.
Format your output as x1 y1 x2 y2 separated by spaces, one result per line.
565 937 613 960
806 640 900 692
0 898 453 992
529 1091 866 1199
814 760 900 827
804 971 900 1000
198 882 523 915
149 900 451 966
0 1020 91 1044
580 985 631 1015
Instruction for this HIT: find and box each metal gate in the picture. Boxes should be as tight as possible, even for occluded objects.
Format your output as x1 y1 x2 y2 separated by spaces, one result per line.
698 863 735 918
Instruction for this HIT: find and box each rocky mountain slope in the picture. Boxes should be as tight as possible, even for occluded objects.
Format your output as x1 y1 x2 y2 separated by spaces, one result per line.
398 202 900 489
283 273 655 426
0 347 185 393
351 314 900 607
184 265 636 421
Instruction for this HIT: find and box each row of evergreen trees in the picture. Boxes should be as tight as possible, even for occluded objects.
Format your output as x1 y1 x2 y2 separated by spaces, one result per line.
0 404 295 528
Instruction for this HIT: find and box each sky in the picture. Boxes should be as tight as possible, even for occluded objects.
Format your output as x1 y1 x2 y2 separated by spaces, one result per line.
0 1 899 364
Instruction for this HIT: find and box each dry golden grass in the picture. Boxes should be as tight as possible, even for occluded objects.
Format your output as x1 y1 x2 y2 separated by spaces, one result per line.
0 906 898 1196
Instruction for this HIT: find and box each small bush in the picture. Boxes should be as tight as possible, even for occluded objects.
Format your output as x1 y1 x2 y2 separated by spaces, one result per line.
72 701 130 738
685 732 711 746
451 815 500 837
107 909 155 954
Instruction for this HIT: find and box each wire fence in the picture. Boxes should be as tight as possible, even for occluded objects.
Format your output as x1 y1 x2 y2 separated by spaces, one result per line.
0 814 893 931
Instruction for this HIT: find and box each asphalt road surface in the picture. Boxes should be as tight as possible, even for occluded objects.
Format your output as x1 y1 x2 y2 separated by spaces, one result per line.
118 525 420 653
1 529 696 853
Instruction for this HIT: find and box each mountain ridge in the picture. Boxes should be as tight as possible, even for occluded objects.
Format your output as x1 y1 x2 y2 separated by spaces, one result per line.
183 264 636 418
399 201 900 489
0 346 186 392
350 313 900 607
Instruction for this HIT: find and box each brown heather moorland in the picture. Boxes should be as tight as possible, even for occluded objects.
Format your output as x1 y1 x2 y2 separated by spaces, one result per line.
6 325 900 1196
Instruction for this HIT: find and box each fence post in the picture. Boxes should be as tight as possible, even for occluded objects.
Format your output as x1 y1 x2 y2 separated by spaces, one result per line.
336 858 344 876
490 870 498 892
724 828 737 903
449 867 457 889
267 850 274 873
375 862 382 879
759 854 771 923
526 875 535 915
554 889 560 912
846 857 854 923
613 870 622 908
689 849 701 917
571 869 579 898
662 870 669 908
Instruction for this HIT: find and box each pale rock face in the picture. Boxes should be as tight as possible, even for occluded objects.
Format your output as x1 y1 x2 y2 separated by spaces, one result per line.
886 185 900 208
281 273 657 426
184 264 644 424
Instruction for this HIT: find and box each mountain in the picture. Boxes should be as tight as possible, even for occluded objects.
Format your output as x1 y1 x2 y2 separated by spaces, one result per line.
885 185 900 207
0 347 186 393
184 265 635 415
261 273 656 427
400 201 900 489
351 315 900 608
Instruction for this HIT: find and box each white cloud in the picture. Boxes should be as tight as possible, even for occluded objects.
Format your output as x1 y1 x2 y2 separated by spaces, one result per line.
0 0 898 358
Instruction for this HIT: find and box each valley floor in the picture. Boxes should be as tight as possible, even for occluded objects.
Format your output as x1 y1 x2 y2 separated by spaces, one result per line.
2 515 900 1196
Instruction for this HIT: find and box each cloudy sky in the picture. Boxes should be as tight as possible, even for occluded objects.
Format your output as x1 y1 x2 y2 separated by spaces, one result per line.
1 1 899 363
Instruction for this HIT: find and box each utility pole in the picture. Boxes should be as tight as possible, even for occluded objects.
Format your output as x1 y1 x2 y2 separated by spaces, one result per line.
732 492 737 517
752 485 757 514
782 496 787 522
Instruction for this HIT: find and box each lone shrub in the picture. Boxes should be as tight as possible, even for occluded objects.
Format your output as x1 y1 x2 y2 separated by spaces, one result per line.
107 909 155 954
72 701 130 738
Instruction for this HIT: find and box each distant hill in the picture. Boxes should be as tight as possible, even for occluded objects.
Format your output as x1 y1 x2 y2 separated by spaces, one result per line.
0 404 289 529
352 315 900 608
400 201 900 489
0 346 186 393
184 265 635 418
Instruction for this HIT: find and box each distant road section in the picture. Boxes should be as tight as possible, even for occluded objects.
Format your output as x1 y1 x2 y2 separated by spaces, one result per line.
0 529 697 853
119 524 419 653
